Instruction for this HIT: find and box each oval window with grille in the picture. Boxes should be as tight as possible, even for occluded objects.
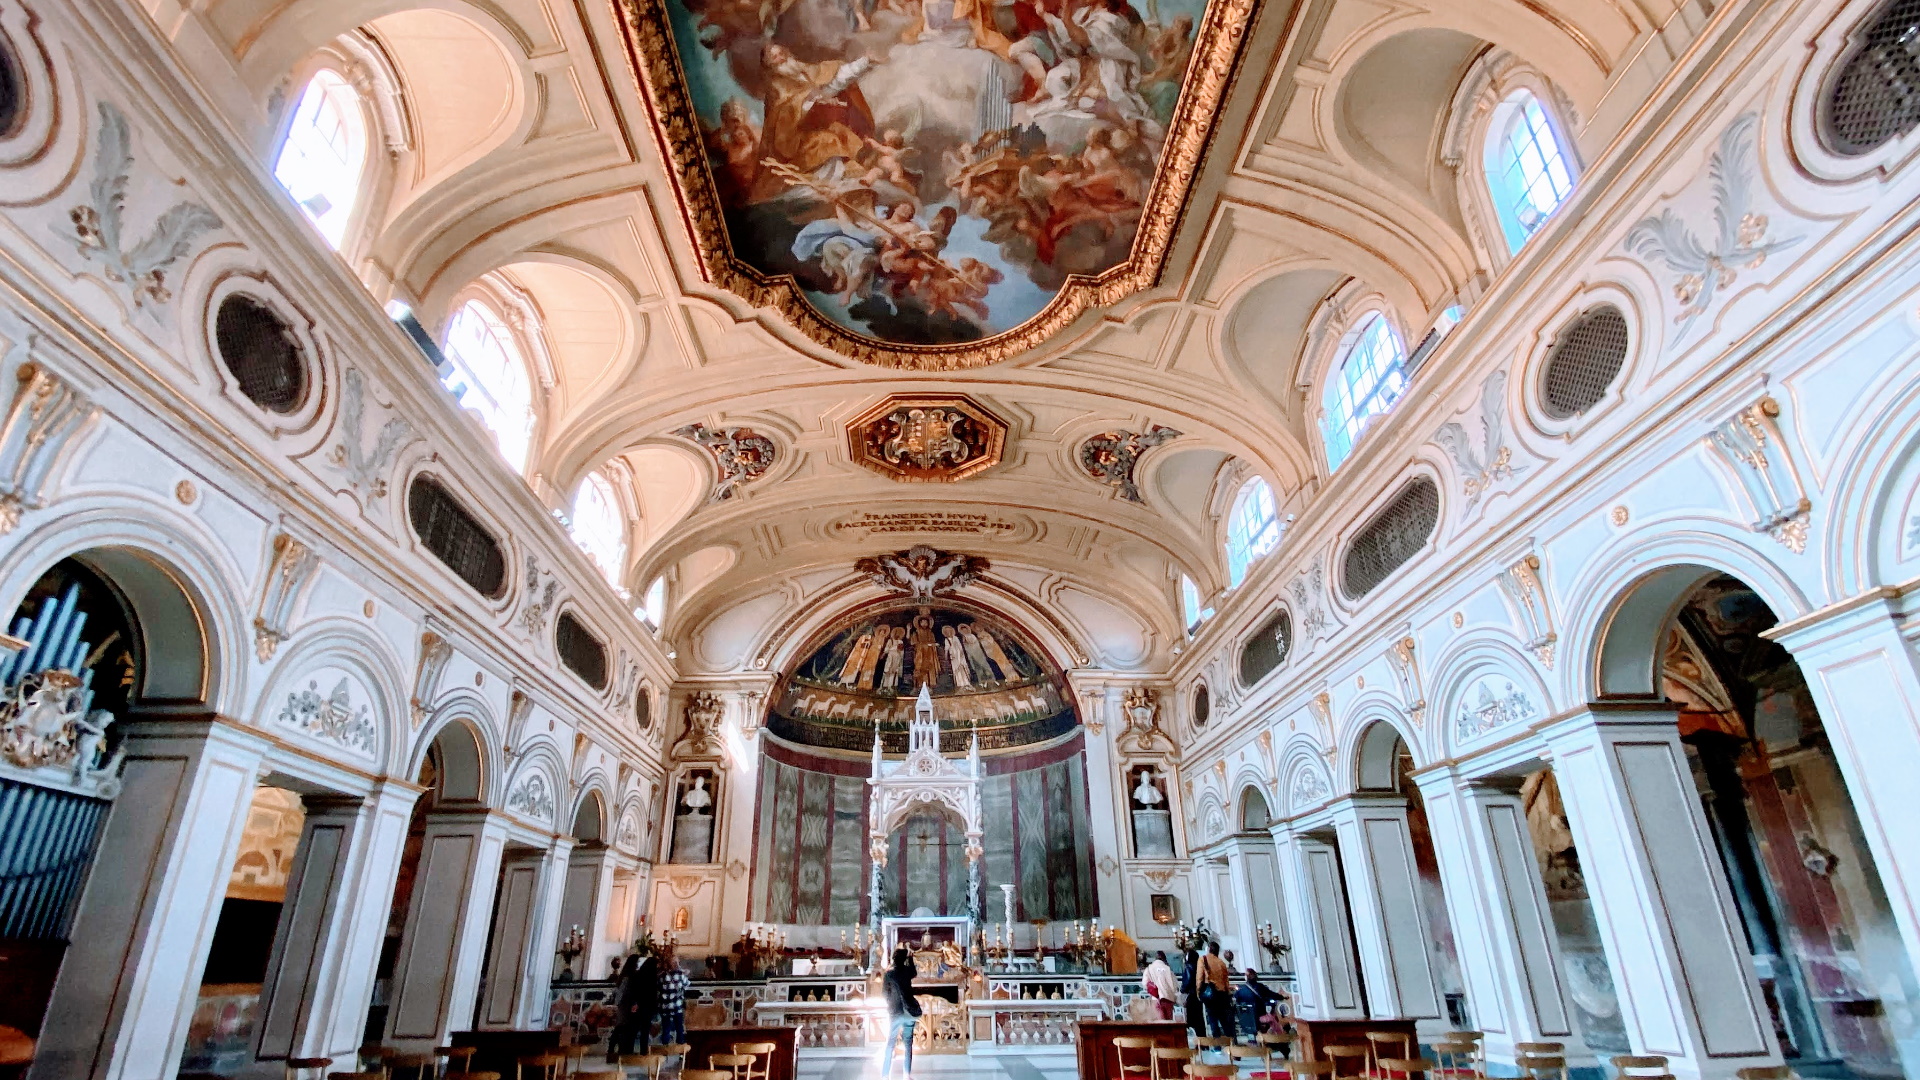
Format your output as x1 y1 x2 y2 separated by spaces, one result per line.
1192 683 1210 727
1824 0 1920 156
1541 305 1629 419
1238 609 1293 687
214 294 308 414
0 35 23 139
556 612 609 690
635 685 652 730
407 476 508 598
1341 478 1440 599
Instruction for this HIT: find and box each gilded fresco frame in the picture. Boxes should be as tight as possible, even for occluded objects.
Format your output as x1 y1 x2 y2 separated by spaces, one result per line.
611 0 1262 370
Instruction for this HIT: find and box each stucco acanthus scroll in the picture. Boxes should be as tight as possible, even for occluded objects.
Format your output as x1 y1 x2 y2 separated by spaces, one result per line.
410 626 453 726
1435 371 1525 509
853 545 989 598
253 532 319 661
1624 113 1802 335
507 770 556 823
1496 552 1559 667
1290 559 1330 644
0 359 98 535
518 556 563 634
67 103 223 309
1704 395 1812 554
329 368 413 503
277 677 376 755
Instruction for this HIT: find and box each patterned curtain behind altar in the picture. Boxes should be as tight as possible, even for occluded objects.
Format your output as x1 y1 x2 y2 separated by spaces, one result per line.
750 734 1097 925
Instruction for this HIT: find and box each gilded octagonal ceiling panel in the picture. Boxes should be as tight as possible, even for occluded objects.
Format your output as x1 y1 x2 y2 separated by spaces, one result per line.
613 0 1259 368
849 393 1007 481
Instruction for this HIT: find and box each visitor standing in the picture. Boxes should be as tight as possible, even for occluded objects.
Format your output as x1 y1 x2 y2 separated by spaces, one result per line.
610 948 660 1058
881 948 922 1079
657 943 690 1046
1141 951 1179 1020
1181 947 1204 1035
1196 941 1234 1038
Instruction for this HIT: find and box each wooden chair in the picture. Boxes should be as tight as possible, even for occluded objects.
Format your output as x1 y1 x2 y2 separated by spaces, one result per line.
330 1074 386 1080
389 1053 437 1080
619 1053 667 1080
577 1072 624 1080
438 1048 479 1075
1288 1062 1334 1080
1378 1058 1434 1080
1734 1069 1793 1080
1516 1055 1568 1080
1153 1046 1197 1080
1186 1066 1239 1079
1231 1045 1270 1077
516 1052 566 1080
1367 1034 1412 1077
1255 1031 1293 1079
286 1058 333 1080
1327 1044 1372 1080
1428 1036 1480 1080
1513 1044 1564 1056
656 1043 692 1063
681 1070 733 1080
1117 1036 1158 1080
1612 1057 1670 1080
358 1046 397 1076
733 1040 778 1080
445 1073 501 1080
708 1051 754 1080
1194 1035 1234 1063
561 1046 595 1077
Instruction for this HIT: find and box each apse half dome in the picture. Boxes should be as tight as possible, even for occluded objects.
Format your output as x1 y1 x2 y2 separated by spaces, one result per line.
769 600 1077 754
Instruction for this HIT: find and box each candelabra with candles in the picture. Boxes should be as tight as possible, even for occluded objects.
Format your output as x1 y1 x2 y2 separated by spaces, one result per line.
557 924 586 981
738 923 788 978
1169 916 1216 953
1061 920 1112 973
1255 922 1291 973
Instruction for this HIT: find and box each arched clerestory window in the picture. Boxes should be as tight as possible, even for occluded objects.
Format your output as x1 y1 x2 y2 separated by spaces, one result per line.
570 471 628 588
1226 476 1281 586
1484 90 1575 254
272 69 368 250
638 576 667 630
1321 313 1408 471
1180 575 1214 634
441 299 535 473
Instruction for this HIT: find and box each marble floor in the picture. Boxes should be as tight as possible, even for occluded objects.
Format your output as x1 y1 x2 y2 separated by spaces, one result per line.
795 1048 1081 1080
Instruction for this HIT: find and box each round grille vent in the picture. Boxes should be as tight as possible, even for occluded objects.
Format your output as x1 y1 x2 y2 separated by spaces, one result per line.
1541 305 1629 419
1341 478 1440 599
1825 0 1920 156
1192 683 1210 727
556 612 609 691
1238 609 1293 687
214 294 308 414
407 476 508 598
0 35 23 140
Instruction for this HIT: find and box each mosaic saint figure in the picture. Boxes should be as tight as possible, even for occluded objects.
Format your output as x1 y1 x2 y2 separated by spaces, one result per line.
942 624 974 690
976 625 1017 682
857 623 889 689
960 624 993 683
879 626 907 693
912 614 940 686
839 630 876 685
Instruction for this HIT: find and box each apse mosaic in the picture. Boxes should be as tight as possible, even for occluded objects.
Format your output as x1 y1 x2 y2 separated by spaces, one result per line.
616 0 1258 366
769 602 1075 752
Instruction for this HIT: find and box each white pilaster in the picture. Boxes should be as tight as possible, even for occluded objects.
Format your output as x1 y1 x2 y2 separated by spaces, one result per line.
1542 705 1780 1080
479 837 574 1029
1220 834 1285 968
1082 686 1129 921
1416 771 1580 1064
559 843 630 981
1767 592 1920 968
1273 826 1366 1020
1328 795 1444 1024
384 808 510 1047
30 718 270 1080
254 783 419 1064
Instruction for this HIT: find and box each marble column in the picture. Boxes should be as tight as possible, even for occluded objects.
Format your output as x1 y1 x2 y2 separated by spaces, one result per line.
478 837 574 1029
1272 827 1366 1019
1416 770 1580 1064
1542 704 1780 1080
1767 593 1920 968
1327 795 1444 1024
30 718 271 1080
384 808 510 1047
254 783 419 1065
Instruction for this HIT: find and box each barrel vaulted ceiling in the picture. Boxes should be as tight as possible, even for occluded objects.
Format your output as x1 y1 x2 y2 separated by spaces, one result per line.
180 0 1698 675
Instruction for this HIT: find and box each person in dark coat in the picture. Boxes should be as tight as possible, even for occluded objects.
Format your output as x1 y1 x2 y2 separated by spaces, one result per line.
609 950 660 1057
1180 947 1205 1035
880 948 922 1079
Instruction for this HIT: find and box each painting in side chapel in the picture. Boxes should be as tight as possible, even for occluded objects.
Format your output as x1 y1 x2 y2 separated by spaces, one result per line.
616 0 1256 364
769 602 1077 752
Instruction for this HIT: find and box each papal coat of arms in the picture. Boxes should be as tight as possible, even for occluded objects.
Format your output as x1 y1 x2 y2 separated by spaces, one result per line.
850 394 1006 482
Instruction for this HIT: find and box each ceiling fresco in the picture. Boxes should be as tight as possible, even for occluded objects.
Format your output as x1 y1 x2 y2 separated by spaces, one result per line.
616 0 1260 367
768 599 1077 753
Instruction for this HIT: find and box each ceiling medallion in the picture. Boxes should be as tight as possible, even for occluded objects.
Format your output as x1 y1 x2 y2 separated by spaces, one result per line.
849 394 1006 482
613 0 1261 369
